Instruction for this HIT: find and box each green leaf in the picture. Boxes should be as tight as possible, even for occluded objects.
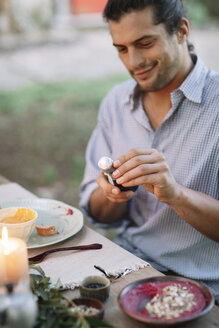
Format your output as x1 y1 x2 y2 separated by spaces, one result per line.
30 274 44 281
86 317 114 327
54 278 63 289
31 265 46 277
81 321 90 328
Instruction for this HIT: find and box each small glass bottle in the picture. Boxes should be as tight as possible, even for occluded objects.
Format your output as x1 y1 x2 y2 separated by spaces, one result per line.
98 156 138 192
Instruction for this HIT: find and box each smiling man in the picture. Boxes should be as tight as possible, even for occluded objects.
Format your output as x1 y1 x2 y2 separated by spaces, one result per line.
79 0 219 302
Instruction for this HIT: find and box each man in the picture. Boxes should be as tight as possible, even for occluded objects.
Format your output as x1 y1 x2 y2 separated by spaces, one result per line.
79 0 219 300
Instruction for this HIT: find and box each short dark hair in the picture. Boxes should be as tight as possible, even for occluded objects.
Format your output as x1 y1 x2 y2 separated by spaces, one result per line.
103 0 188 35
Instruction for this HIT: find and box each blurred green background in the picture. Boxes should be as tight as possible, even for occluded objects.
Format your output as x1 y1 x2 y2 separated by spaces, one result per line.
0 0 218 209
0 76 127 206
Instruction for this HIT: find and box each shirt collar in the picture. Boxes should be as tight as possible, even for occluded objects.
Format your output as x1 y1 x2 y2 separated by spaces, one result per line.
123 81 143 111
123 79 138 106
123 55 209 108
178 54 209 104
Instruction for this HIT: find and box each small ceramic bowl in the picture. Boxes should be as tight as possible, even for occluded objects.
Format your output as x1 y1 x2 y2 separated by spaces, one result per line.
71 297 104 319
0 207 38 242
80 275 110 302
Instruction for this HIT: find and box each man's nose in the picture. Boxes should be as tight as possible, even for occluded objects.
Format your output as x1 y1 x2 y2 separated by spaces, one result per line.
128 48 145 70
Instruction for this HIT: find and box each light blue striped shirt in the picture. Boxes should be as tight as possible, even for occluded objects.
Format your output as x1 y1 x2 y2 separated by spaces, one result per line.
79 55 219 298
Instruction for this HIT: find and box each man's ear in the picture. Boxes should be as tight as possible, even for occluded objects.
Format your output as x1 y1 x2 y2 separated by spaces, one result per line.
177 18 190 43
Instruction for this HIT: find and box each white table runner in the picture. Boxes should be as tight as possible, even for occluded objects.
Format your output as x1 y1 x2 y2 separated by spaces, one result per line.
29 226 150 288
0 183 150 288
0 183 38 201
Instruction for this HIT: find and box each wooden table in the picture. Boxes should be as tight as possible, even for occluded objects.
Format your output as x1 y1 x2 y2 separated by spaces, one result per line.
0 175 218 328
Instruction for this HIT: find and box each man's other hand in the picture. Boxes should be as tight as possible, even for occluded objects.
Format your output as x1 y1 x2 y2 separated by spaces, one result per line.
112 148 180 204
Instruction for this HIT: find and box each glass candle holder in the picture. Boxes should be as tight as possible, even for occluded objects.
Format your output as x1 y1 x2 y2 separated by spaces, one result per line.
0 278 38 328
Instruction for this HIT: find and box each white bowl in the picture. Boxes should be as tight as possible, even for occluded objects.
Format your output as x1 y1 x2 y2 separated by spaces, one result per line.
0 207 38 242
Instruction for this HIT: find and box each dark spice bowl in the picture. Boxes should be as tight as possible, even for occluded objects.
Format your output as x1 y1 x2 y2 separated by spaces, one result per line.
80 275 110 302
71 297 104 320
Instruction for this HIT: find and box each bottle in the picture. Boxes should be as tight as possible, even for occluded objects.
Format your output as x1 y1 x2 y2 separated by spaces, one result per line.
98 156 138 192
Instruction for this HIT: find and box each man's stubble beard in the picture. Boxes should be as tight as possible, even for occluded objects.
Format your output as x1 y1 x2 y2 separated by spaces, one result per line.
132 46 181 93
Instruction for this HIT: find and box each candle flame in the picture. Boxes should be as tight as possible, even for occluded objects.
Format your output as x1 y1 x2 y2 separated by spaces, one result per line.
2 226 10 255
2 226 8 242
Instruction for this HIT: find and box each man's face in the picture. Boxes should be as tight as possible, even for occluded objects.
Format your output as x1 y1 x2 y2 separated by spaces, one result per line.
109 7 184 92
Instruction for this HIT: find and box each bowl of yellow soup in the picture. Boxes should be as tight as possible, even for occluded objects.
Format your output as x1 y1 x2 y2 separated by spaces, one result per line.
0 207 38 242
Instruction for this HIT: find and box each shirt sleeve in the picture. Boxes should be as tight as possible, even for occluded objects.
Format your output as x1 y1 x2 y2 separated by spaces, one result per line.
79 92 123 228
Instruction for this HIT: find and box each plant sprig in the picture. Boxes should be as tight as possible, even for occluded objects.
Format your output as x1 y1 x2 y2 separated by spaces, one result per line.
30 265 113 328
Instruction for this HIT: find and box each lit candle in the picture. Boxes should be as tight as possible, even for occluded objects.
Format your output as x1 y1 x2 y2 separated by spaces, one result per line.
0 226 29 284
0 241 6 284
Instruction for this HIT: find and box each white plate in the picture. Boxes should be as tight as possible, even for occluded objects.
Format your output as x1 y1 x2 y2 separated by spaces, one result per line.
0 198 84 249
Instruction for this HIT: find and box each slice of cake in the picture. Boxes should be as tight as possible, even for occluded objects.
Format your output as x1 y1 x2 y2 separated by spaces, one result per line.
36 225 57 236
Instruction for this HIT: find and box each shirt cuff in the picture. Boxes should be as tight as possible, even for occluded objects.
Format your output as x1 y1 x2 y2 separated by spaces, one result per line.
79 182 123 229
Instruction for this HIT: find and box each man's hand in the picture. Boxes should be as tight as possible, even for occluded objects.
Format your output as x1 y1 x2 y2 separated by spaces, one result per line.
96 172 135 203
112 148 180 205
89 172 134 224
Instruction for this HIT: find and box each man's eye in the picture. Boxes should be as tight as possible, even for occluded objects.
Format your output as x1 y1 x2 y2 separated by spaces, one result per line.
117 47 126 53
139 41 153 48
